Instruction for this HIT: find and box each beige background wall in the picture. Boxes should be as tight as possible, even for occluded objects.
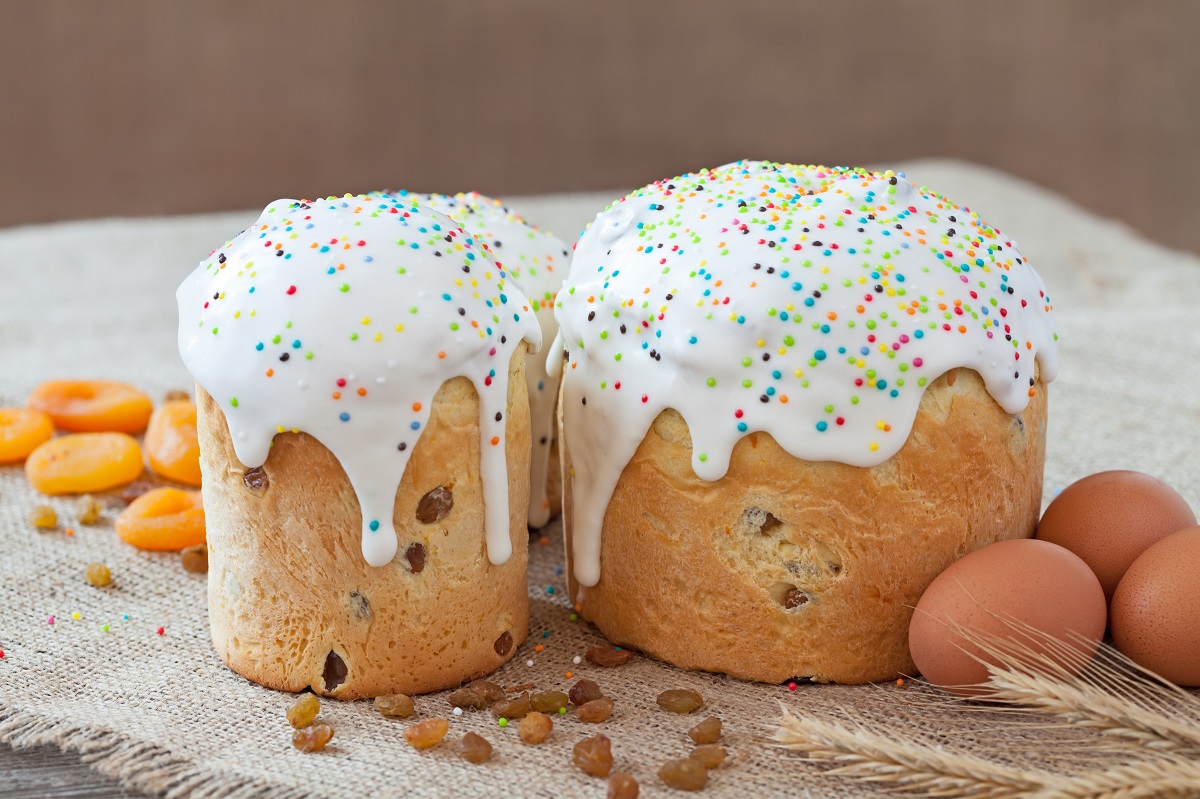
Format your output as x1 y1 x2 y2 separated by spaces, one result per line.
1 1 1197 251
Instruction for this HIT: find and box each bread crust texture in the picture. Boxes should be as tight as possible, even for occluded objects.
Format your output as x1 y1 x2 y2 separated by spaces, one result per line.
562 367 1047 684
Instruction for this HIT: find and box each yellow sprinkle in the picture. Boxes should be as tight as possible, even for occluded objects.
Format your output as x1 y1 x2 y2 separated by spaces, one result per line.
394 324 404 333
794 369 804 378
374 333 383 342
72 612 81 620
870 442 879 451
876 420 887 430
276 425 285 433
361 317 371 325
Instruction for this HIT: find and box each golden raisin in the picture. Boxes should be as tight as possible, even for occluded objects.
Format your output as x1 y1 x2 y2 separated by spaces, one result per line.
76 495 102 525
467 679 506 705
85 562 111 587
416 486 453 523
402 718 449 749
576 697 615 723
287 694 321 729
30 504 57 530
181 544 209 574
690 744 728 770
458 732 493 763
374 693 415 718
569 678 604 706
448 687 488 711
608 773 640 799
658 757 708 791
586 646 633 667
530 690 569 714
688 716 722 744
573 733 613 778
292 722 333 752
493 691 531 720
657 689 704 714
519 711 553 744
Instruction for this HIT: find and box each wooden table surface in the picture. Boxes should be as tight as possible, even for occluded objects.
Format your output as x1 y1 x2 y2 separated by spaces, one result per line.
1 744 140 798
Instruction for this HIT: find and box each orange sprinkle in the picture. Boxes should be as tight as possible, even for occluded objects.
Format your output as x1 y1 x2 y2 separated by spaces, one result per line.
490 436 500 446
437 351 446 359
896 678 905 687
65 528 75 537
332 392 341 400
357 388 367 397
779 395 788 404
539 536 549 545
534 644 545 653
412 402 422 412
827 311 837 321
958 325 967 333
565 671 574 679
856 305 865 313
265 369 274 377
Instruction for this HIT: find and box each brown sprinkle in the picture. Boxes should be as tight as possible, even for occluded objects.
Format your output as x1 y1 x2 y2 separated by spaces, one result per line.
530 690 569 714
75 495 102 525
180 544 208 574
287 693 321 729
586 646 634 668
292 721 333 752
493 691 531 720
659 757 708 790
402 718 449 749
576 697 615 723
688 716 722 744
573 734 613 778
85 563 111 587
657 688 705 714
569 678 604 706
30 505 57 530
458 732 493 763
519 711 553 744
607 772 640 799
690 744 728 770
373 693 415 718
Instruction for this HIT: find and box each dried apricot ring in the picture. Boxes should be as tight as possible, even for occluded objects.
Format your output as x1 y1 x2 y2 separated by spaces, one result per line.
25 433 144 494
0 408 54 464
27 380 153 434
144 400 201 486
115 488 205 551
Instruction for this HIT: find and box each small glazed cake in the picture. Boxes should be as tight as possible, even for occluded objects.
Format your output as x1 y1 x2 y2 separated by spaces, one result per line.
403 191 569 528
552 161 1059 684
178 195 541 699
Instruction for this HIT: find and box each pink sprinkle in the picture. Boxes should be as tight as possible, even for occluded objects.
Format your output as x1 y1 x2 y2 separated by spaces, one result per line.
912 358 923 367
286 286 297 295
787 681 798 692
156 627 165 636
47 616 55 626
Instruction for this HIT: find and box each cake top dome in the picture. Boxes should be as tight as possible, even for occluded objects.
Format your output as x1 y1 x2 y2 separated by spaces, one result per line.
178 194 541 568
553 160 1058 586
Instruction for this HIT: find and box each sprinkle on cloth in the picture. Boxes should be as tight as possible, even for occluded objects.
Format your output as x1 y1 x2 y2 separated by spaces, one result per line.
177 194 541 568
553 160 1060 587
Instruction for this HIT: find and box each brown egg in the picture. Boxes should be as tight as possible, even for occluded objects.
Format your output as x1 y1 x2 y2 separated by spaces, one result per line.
909 538 1106 695
1110 526 1200 686
1036 471 1195 602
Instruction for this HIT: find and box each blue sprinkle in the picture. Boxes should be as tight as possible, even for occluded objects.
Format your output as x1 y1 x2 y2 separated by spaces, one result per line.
410 421 420 430
339 412 350 422
255 342 264 351
319 245 330 253
736 315 745 324
409 242 419 249
816 421 828 432
327 267 336 274
442 293 452 301
499 294 508 304
688 336 697 344
877 379 888 389
249 287 255 293
814 350 827 361
860 346 870 355
804 297 815 307
792 282 802 291
820 324 831 333
369 520 380 532
914 329 924 339
737 422 747 432
292 340 301 348
890 389 900 397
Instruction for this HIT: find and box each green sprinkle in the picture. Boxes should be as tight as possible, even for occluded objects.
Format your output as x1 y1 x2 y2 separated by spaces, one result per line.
229 397 239 408
498 718 508 727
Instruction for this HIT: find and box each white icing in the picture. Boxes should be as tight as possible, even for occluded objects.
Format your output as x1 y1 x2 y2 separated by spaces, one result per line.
394 191 569 529
177 195 541 567
553 161 1059 587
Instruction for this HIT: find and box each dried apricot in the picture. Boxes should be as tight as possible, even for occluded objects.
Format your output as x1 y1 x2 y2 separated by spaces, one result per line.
402 718 449 749
0 408 53 464
114 488 205 551
608 773 640 799
576 697 614 723
459 732 493 763
374 693 416 718
143 400 201 486
25 433 143 495
519 711 553 744
27 380 152 434
574 734 613 777
690 744 728 770
658 757 707 790
657 689 704 714
688 716 722 744
287 694 320 728
292 722 333 752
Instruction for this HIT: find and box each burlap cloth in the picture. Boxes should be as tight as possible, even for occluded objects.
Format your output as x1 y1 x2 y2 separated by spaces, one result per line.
2 161 1199 798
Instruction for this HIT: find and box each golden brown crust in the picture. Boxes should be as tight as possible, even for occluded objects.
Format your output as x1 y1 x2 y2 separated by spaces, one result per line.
562 368 1047 684
197 349 532 700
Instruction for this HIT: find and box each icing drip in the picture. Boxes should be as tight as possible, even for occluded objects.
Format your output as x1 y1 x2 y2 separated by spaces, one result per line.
177 195 541 567
390 190 569 529
553 161 1059 587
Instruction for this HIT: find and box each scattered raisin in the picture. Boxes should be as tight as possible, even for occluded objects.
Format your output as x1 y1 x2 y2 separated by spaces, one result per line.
690 744 728 770
374 693 415 718
292 721 333 752
458 731 493 763
586 646 633 667
243 466 268 492
405 542 426 573
181 544 208 574
761 511 783 532
657 689 704 714
348 590 371 620
783 586 810 609
163 389 191 403
569 679 604 706
608 773 640 799
118 480 154 505
494 630 514 656
287 693 321 729
448 687 488 711
530 690 569 714
402 718 449 749
688 716 722 744
658 757 708 790
519 711 553 744
415 486 453 523
30 505 57 530
76 495 102 525
493 691 530 720
85 562 111 587
573 733 613 777
468 679 506 705
322 651 347 693
576 697 615 723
